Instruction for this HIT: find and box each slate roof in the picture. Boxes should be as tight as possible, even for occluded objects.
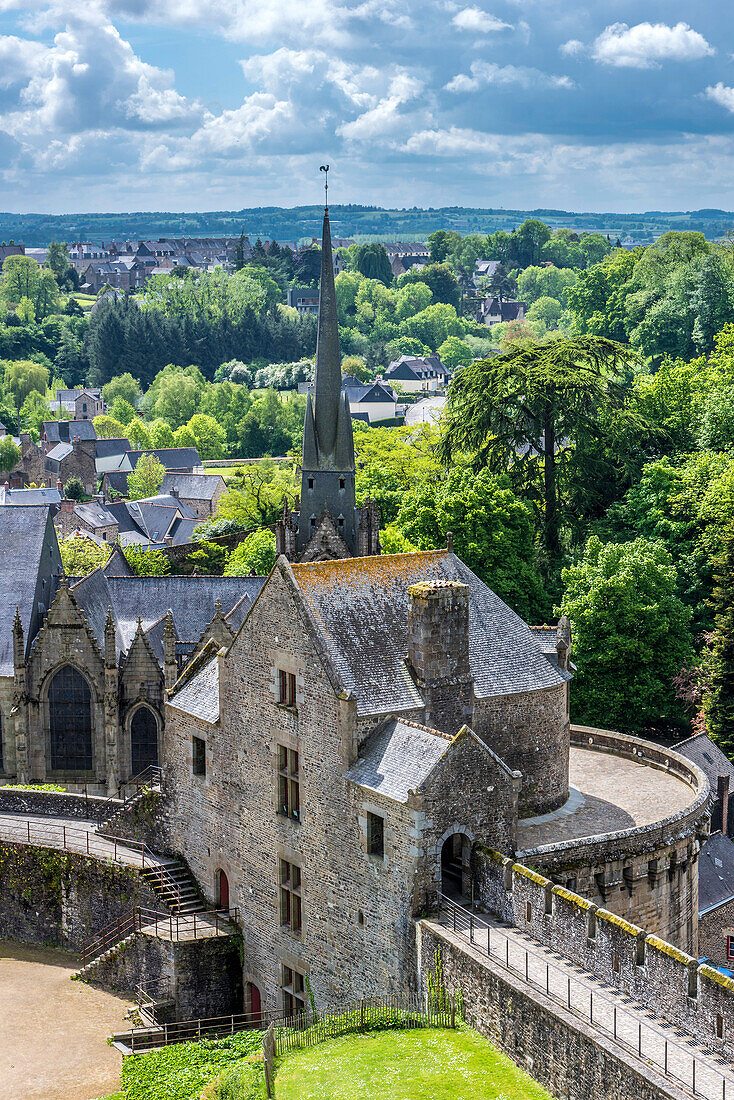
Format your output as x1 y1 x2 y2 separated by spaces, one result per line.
95 438 130 459
102 471 130 496
127 448 201 471
43 420 97 444
160 473 223 501
673 734 734 791
345 719 451 802
106 495 198 547
73 502 117 528
71 571 265 661
290 551 570 718
0 505 57 677
46 442 73 462
344 381 395 405
170 656 220 724
0 487 61 505
699 833 734 914
103 547 134 576
385 356 450 382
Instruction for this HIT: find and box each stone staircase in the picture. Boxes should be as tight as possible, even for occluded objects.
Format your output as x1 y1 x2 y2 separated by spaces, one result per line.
95 764 163 836
143 856 203 915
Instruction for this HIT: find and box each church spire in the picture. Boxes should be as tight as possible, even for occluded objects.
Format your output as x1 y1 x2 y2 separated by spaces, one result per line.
309 203 345 465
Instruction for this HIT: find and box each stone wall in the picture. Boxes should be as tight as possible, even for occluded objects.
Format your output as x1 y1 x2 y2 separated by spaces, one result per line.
699 897 734 969
0 786 116 822
162 563 521 1017
0 841 158 950
475 848 734 1060
84 928 242 1019
473 681 569 815
521 726 711 950
417 922 691 1100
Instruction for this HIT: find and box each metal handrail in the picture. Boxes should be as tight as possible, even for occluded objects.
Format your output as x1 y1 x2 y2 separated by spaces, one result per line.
437 892 733 1100
82 906 238 968
97 764 163 824
0 816 182 911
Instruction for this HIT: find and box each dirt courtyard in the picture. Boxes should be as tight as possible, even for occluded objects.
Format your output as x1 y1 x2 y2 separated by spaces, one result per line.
0 940 134 1100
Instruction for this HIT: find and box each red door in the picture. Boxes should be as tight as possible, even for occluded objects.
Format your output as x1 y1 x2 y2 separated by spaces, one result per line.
248 982 262 1026
217 870 229 909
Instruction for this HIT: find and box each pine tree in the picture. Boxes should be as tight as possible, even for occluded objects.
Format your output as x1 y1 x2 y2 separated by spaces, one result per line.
706 529 734 755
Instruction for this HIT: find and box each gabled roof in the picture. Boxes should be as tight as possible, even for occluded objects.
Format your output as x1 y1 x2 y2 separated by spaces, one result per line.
0 505 59 677
95 437 131 459
699 833 734 914
70 571 265 662
73 501 117 528
289 550 569 718
0 487 61 505
43 420 97 444
46 442 73 463
345 718 451 802
673 733 734 791
102 471 130 496
344 381 396 405
169 655 220 724
127 447 201 471
160 472 224 501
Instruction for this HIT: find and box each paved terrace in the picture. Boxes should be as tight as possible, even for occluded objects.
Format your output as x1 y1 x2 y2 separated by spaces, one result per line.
518 733 704 854
434 907 734 1100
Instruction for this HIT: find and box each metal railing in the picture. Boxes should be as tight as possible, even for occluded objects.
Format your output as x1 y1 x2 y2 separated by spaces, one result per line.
111 1009 273 1053
437 892 734 1100
82 906 238 967
0 814 185 910
97 764 163 826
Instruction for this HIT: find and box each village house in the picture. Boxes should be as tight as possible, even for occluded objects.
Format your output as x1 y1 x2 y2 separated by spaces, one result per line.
384 355 451 393
159 474 227 521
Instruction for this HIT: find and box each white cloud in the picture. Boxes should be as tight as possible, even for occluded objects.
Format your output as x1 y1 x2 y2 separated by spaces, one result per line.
241 48 381 109
591 22 714 69
706 83 734 113
338 71 424 141
451 7 511 33
446 60 573 92
560 38 584 57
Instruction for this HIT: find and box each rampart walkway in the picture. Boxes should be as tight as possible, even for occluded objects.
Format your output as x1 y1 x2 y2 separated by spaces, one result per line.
436 898 734 1100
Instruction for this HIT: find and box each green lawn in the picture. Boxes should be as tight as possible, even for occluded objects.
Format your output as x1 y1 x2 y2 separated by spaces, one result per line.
275 1028 552 1100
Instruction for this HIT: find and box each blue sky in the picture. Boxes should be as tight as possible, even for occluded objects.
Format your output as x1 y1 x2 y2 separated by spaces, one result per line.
0 1 732 213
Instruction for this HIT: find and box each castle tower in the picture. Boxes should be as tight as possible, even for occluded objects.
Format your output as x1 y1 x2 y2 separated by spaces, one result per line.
277 177 380 562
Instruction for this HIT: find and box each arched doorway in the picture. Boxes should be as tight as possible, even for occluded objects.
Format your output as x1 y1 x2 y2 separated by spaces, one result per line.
49 666 93 772
130 706 159 775
441 833 470 902
245 982 262 1026
216 869 230 910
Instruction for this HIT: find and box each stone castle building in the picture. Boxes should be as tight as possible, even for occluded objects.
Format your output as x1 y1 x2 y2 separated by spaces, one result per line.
0 205 714 1023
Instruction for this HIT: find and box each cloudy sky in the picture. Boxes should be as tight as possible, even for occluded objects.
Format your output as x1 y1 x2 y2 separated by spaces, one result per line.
0 0 732 213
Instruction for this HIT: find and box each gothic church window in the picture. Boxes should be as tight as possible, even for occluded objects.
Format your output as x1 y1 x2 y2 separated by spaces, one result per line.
131 706 158 776
49 666 93 772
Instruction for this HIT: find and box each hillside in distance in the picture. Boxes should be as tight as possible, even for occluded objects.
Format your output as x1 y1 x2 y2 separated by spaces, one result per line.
1 205 734 246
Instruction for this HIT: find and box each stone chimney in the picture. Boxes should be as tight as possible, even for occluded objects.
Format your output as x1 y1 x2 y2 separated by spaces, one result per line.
170 486 179 499
407 580 474 735
718 774 730 835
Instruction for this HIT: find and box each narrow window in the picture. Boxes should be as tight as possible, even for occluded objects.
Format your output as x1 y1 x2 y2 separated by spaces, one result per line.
367 812 384 858
278 746 300 821
717 1015 725 1039
307 477 314 490
279 859 302 933
339 477 345 490
281 965 307 1017
193 735 206 777
278 670 297 708
525 901 532 923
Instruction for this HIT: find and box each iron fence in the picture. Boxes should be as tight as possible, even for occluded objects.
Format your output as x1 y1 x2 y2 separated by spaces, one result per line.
111 1009 273 1053
437 892 734 1100
0 815 182 909
82 906 238 967
97 764 163 825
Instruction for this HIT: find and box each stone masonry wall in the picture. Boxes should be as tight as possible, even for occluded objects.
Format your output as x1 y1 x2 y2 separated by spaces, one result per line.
473 682 569 816
699 897 734 969
0 841 159 950
476 848 734 1061
0 787 116 822
418 922 691 1100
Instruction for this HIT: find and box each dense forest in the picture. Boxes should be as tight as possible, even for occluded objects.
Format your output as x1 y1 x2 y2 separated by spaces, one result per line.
5 221 734 742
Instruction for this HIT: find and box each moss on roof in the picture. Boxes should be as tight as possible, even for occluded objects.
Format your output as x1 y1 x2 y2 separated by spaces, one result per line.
551 885 594 911
645 935 693 966
699 963 734 993
597 909 643 937
513 863 550 888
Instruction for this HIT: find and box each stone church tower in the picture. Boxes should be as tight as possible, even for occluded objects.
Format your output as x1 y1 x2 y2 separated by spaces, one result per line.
276 204 380 562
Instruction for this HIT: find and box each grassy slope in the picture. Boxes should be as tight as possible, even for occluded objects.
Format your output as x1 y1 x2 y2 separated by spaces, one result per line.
275 1028 553 1100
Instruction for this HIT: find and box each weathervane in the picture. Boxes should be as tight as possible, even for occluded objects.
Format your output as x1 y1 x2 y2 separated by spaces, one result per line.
320 164 329 211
